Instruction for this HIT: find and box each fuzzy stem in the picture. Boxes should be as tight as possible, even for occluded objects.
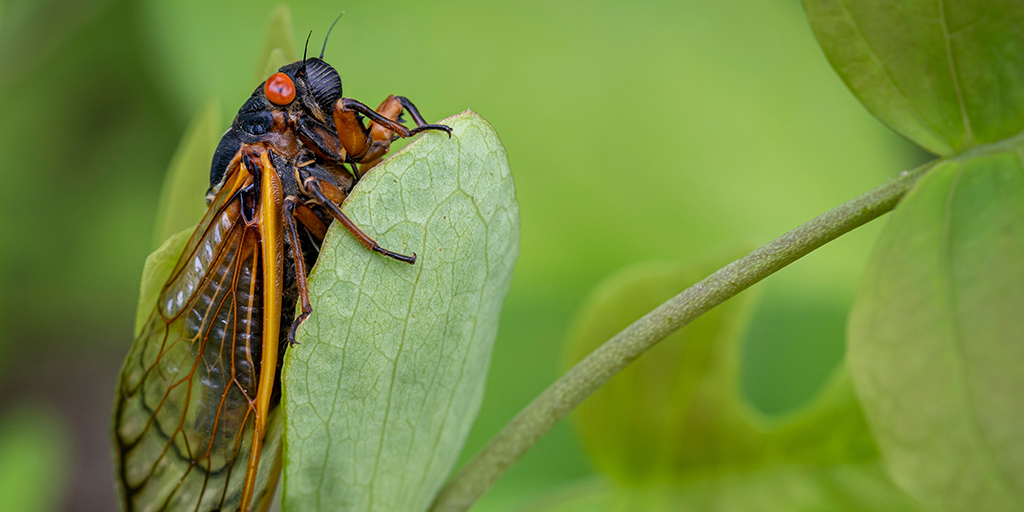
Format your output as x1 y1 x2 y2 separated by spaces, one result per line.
429 162 933 512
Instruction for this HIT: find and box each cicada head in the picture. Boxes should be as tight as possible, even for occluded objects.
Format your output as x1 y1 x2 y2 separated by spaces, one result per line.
276 57 343 122
211 56 345 196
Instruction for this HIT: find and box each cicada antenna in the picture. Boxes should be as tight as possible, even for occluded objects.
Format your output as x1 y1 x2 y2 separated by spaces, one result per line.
299 30 312 77
320 12 345 59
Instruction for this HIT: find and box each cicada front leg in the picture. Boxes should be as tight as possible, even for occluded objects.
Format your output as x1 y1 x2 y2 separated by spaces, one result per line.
333 95 452 175
299 173 417 264
283 171 416 342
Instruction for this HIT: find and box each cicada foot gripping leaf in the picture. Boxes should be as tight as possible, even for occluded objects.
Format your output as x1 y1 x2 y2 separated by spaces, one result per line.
112 29 451 512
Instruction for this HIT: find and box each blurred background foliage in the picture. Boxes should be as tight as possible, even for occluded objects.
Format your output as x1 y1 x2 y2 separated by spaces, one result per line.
0 0 928 510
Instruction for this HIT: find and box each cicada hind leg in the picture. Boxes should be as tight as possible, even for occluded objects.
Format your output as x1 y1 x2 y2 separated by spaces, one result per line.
332 94 452 176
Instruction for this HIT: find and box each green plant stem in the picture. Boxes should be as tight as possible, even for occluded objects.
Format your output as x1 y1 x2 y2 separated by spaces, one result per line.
428 162 934 512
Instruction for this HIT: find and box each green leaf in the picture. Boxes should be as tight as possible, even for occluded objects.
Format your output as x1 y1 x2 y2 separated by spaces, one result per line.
565 258 879 484
150 99 220 250
141 95 224 332
545 257 921 511
255 4 297 84
803 0 1024 155
517 463 920 512
134 228 192 336
281 111 519 512
260 48 290 83
848 150 1024 511
565 258 758 482
0 407 71 512
741 291 850 415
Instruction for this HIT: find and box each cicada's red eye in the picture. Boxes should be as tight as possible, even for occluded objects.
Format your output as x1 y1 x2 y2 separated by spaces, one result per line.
265 72 295 105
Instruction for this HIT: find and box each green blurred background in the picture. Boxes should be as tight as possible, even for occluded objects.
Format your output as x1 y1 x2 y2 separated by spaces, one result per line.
0 0 929 510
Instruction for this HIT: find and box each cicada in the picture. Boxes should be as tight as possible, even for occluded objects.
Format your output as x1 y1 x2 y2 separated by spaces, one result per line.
111 30 451 511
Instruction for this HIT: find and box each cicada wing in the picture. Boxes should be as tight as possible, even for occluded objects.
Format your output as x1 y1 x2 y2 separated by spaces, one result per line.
113 166 282 512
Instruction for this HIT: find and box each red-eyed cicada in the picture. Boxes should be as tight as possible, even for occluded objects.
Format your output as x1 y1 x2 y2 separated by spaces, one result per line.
111 32 451 511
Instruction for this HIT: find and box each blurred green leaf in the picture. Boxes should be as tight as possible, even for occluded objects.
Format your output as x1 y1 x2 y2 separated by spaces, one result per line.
565 258 880 485
848 150 1024 511
134 228 192 336
261 48 290 83
518 463 920 512
803 0 1024 155
282 112 519 512
0 407 71 512
256 4 297 84
564 258 758 482
740 291 849 415
150 100 220 249
139 98 219 334
0 0 114 90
